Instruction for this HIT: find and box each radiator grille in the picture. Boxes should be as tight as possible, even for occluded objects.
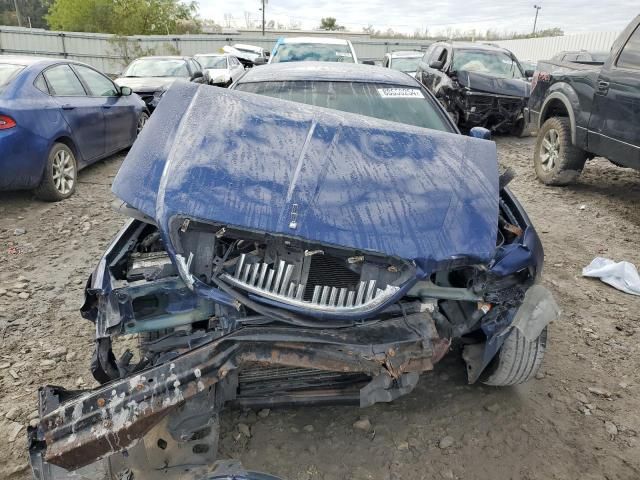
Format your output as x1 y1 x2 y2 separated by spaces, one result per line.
238 364 369 398
221 253 399 313
303 254 360 301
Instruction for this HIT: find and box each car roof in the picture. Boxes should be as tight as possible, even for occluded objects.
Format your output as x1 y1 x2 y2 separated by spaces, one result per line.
0 55 47 66
195 53 227 57
0 55 80 68
279 36 350 45
238 61 419 87
0 55 105 74
390 50 423 58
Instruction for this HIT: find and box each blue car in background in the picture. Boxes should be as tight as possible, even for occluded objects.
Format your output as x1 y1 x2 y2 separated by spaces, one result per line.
0 56 147 201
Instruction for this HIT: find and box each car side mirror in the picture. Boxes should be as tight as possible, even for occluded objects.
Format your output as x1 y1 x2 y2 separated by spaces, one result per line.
120 86 132 96
429 59 445 70
362 60 375 65
525 69 535 78
253 57 267 66
190 71 204 82
469 127 491 140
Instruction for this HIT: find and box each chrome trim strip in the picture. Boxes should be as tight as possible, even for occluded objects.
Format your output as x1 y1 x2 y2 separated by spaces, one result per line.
220 259 400 314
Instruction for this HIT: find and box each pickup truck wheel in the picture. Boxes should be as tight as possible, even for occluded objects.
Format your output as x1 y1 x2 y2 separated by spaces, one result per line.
483 327 547 386
534 117 586 185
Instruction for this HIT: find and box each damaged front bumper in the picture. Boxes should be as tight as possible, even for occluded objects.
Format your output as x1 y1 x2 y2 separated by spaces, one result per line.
451 90 527 132
29 314 446 474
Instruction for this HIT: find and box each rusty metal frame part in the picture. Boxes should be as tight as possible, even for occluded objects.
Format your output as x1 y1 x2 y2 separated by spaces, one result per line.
29 314 443 472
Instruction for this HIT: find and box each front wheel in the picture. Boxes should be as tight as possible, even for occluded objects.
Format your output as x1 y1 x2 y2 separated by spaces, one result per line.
483 327 547 386
34 143 77 201
534 117 586 185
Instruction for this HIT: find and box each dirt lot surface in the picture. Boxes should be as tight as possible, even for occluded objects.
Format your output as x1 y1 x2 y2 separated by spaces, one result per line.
1 136 639 480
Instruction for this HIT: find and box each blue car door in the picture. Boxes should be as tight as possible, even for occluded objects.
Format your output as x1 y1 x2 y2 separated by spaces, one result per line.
43 64 105 165
72 64 137 152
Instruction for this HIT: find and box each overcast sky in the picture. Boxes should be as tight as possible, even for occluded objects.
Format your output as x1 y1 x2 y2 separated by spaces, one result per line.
196 0 636 35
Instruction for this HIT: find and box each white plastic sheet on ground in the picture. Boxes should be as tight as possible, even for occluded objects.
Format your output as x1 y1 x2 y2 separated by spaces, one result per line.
582 257 640 296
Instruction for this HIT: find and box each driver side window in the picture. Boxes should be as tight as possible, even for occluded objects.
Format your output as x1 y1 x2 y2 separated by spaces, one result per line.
617 24 640 70
189 59 201 74
429 46 445 65
421 45 434 63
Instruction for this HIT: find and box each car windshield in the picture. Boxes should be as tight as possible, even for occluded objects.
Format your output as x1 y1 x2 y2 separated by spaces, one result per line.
452 50 524 79
390 57 421 72
235 80 451 132
196 56 227 69
0 64 25 88
123 59 189 77
271 43 354 63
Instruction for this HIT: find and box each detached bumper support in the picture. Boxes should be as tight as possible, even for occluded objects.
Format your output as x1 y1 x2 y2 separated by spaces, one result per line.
29 314 443 472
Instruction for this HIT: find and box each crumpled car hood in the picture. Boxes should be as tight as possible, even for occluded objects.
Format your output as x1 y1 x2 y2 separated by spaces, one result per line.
112 81 499 266
456 70 531 98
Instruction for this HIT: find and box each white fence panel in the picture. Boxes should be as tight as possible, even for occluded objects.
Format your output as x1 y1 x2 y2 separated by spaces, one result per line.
495 31 620 62
0 26 435 74
0 26 622 74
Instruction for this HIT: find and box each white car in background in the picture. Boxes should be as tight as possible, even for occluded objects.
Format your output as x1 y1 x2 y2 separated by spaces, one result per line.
193 54 245 86
382 50 424 77
232 44 267 61
269 37 358 64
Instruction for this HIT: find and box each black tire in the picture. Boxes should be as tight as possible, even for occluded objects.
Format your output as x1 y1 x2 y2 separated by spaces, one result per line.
34 142 77 201
483 327 547 386
534 117 587 185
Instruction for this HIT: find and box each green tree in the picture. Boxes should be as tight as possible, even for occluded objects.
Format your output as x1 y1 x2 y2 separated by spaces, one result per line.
46 0 200 34
47 0 113 32
1 0 51 28
319 17 344 31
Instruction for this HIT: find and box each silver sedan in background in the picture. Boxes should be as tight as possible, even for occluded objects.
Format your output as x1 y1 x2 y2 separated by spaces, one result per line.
194 54 245 87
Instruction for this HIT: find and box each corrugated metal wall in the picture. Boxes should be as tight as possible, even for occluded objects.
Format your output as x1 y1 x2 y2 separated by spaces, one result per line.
0 26 622 73
0 26 431 74
494 31 620 62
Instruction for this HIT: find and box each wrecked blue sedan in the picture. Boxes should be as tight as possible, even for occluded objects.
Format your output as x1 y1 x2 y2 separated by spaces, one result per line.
29 64 558 478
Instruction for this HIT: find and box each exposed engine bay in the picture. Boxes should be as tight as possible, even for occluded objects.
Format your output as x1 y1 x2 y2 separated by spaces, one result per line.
438 81 527 134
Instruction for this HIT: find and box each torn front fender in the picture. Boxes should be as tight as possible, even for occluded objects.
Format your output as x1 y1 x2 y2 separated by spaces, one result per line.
510 284 560 341
463 283 558 383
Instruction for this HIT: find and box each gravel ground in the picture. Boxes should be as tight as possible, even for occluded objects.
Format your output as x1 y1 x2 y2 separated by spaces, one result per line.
1 136 639 480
